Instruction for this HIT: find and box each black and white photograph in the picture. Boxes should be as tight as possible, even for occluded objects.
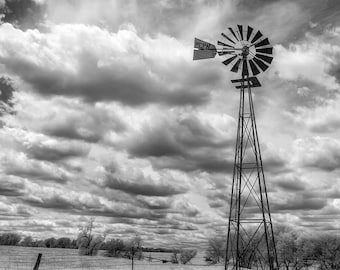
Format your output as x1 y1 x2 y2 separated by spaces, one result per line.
0 0 339 269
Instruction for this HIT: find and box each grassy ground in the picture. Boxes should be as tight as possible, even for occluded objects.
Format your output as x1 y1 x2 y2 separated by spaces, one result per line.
0 246 225 270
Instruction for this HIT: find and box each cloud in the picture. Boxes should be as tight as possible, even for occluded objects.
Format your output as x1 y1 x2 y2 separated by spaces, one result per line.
274 42 339 91
292 136 340 171
104 174 186 197
0 0 46 30
0 23 214 106
274 175 306 192
11 94 127 144
2 151 73 183
125 111 236 172
102 162 189 197
0 176 25 197
21 184 168 221
272 196 328 211
2 127 91 161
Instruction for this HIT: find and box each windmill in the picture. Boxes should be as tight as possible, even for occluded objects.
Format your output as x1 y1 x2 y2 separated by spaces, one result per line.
193 25 278 270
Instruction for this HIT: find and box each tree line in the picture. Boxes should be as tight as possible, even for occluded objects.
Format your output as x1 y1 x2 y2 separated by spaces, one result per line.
0 233 78 249
205 226 340 270
0 219 198 265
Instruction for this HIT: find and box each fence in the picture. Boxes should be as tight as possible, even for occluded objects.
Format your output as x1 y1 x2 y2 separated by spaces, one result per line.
0 246 225 270
0 246 318 270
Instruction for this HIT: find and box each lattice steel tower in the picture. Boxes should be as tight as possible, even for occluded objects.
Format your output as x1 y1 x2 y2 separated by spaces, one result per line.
193 25 278 270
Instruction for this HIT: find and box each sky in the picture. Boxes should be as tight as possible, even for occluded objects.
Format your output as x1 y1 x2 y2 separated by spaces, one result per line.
0 0 340 249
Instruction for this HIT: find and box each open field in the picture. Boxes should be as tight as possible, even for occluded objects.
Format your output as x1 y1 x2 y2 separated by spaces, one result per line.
0 246 321 270
0 246 225 270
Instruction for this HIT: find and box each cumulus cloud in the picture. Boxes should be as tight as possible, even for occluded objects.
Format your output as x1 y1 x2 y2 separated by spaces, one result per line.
102 161 189 197
0 23 216 106
292 136 340 171
274 41 339 91
2 151 73 183
125 111 236 172
0 176 25 197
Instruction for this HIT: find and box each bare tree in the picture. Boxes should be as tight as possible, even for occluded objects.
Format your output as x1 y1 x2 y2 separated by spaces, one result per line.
104 238 125 257
180 249 197 264
313 235 340 270
277 232 301 270
130 234 143 260
171 250 179 264
205 237 225 264
77 218 105 256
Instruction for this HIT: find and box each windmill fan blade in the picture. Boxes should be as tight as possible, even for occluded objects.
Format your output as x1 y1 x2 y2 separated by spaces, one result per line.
231 59 241 72
217 40 234 48
256 47 273 55
251 30 262 44
242 60 249 76
255 38 270 48
221 33 236 44
249 59 260 75
237 25 243 40
222 55 237 66
218 51 235 56
255 54 273 64
247 26 253 41
193 49 217 60
228 27 239 41
253 57 269 72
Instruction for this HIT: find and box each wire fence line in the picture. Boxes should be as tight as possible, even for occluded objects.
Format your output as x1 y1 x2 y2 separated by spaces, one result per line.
0 246 225 270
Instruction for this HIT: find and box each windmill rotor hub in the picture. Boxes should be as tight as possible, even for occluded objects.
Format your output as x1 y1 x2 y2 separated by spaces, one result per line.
242 45 249 57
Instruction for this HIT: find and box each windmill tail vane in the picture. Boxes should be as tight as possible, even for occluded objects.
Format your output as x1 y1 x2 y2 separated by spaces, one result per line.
193 25 278 270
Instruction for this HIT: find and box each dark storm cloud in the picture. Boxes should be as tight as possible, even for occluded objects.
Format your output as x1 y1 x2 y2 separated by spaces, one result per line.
0 76 15 114
24 194 73 210
104 174 187 197
236 0 340 44
150 152 234 173
0 24 213 107
136 197 173 210
275 176 306 191
294 137 340 172
310 116 340 134
272 197 327 211
26 140 90 161
127 114 235 173
22 191 167 221
0 0 46 30
302 189 340 200
10 58 209 106
6 168 69 183
40 102 126 143
4 157 71 183
0 184 24 197
0 177 25 197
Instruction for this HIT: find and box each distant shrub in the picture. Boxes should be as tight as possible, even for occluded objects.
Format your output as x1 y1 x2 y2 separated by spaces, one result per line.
44 237 57 248
56 237 71 248
0 233 21 246
104 239 125 257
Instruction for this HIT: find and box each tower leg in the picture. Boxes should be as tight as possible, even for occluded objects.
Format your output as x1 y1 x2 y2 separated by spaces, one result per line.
225 79 278 270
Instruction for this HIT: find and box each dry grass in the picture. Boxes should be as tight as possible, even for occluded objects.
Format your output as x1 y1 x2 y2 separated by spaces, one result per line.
0 246 226 270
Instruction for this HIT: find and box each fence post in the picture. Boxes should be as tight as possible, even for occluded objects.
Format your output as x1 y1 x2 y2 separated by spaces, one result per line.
33 253 42 270
131 247 134 270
